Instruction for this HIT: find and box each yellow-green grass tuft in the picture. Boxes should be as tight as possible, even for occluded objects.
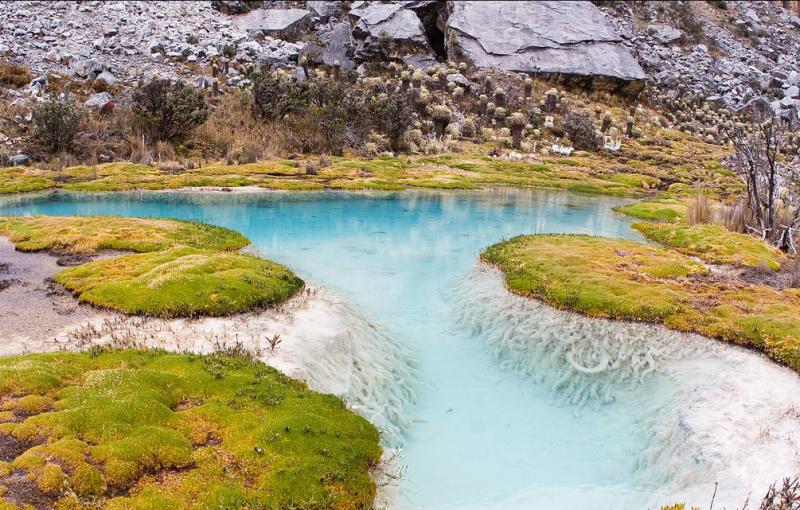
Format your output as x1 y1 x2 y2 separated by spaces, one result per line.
0 215 249 254
0 349 381 509
482 234 800 371
0 167 56 194
55 247 303 317
614 200 687 222
633 223 784 270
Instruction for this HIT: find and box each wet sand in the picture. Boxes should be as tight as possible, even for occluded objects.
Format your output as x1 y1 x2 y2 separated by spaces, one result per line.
0 237 114 354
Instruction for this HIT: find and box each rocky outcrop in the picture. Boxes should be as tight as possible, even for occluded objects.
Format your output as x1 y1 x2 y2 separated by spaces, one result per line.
233 8 312 41
349 2 432 61
600 0 800 113
445 1 647 94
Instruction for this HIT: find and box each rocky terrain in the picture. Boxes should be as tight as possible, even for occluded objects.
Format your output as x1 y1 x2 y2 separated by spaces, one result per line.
1 0 799 163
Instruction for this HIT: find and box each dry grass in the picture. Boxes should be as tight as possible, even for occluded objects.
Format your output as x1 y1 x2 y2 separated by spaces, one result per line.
791 256 800 289
190 91 289 163
686 192 714 225
722 200 753 233
0 60 32 88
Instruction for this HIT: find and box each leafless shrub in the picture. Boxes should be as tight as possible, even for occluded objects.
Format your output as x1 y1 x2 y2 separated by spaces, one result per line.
723 111 800 252
212 337 262 361
756 477 800 510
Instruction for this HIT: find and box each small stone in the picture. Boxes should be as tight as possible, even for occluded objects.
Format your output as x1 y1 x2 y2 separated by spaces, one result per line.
84 92 113 109
95 71 116 85
10 154 30 166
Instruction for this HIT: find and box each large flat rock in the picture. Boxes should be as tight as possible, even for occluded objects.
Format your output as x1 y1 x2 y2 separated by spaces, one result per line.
446 1 646 88
234 8 312 41
350 2 431 59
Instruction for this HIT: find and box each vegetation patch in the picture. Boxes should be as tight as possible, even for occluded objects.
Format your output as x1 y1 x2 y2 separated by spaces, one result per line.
0 349 381 509
0 215 248 254
0 127 737 198
633 222 784 270
0 168 56 194
482 234 800 371
0 215 302 317
55 247 303 317
614 200 687 222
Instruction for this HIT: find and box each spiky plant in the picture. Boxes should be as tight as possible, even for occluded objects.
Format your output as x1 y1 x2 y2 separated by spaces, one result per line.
601 111 612 133
545 88 558 112
494 88 506 107
508 112 526 149
431 105 452 138
494 107 507 128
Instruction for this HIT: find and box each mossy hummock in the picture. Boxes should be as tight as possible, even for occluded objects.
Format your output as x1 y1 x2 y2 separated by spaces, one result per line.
0 350 382 509
632 222 784 270
0 215 303 317
482 234 800 371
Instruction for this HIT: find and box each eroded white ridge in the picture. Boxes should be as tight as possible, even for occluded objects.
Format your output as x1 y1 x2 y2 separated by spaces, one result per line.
449 265 800 507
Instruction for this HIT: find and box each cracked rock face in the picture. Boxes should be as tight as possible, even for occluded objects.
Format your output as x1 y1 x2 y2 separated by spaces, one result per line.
446 1 646 85
233 8 312 41
350 2 431 60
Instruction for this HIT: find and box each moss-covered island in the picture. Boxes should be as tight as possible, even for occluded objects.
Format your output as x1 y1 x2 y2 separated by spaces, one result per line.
0 215 303 316
482 234 800 371
0 349 381 509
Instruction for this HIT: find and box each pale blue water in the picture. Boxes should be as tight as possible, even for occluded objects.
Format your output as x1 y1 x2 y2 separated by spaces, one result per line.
0 189 670 508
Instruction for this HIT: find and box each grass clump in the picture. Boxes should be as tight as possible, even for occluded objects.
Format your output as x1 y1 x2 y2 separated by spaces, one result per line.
0 167 57 194
633 223 784 270
614 200 687 222
55 247 303 317
482 234 800 371
0 349 381 509
0 215 302 317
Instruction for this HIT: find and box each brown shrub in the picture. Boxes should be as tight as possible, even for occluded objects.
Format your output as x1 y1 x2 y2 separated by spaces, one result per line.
686 192 713 225
722 201 754 233
191 91 288 161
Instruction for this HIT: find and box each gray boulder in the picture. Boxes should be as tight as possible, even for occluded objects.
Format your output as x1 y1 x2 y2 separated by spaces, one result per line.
350 2 431 59
446 1 647 93
317 21 355 69
95 71 116 85
648 24 683 44
9 154 30 167
84 92 113 109
306 1 341 22
446 72 471 89
234 8 312 41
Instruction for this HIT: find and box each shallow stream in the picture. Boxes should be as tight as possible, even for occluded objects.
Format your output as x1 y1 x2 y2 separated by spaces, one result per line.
2 188 798 509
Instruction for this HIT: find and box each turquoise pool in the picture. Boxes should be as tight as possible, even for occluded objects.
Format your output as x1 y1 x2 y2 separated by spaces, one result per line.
1 188 798 509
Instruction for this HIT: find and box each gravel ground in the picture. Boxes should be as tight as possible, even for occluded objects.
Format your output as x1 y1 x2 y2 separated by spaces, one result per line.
0 237 112 354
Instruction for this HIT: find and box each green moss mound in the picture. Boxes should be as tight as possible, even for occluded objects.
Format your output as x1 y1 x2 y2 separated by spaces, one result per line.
632 222 784 271
0 215 302 317
55 247 303 317
0 215 248 254
482 234 800 371
0 349 381 509
614 200 686 222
